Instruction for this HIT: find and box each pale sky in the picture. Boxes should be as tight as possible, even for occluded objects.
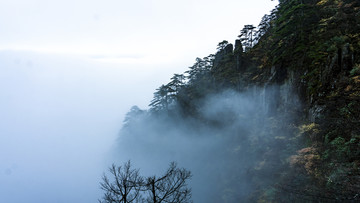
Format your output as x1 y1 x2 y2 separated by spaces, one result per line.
0 1 278 202
0 0 277 64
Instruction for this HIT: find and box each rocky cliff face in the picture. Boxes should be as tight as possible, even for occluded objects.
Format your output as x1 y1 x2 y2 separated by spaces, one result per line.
139 0 360 201
209 15 360 197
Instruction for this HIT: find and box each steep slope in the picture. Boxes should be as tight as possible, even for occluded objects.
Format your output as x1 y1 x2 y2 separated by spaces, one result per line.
117 0 360 202
247 0 360 201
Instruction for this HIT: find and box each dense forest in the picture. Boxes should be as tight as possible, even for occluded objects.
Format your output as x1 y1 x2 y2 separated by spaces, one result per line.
102 0 360 202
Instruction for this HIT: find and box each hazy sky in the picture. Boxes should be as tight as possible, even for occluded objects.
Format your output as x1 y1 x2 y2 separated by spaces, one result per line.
0 0 278 202
1 0 277 65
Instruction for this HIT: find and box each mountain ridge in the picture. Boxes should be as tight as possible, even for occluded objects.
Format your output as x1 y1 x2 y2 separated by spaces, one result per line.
117 0 360 201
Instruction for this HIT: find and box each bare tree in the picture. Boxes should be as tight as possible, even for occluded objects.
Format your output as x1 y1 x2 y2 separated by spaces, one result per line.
100 161 144 203
145 162 192 203
100 161 192 203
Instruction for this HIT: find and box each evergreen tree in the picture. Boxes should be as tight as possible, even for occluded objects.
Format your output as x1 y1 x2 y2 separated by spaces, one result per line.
149 85 170 112
239 24 256 50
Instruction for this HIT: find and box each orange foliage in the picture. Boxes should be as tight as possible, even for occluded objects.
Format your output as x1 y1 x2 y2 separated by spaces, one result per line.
289 147 321 176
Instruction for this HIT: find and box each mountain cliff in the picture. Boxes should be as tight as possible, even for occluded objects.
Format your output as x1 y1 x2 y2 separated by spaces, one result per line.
117 0 360 202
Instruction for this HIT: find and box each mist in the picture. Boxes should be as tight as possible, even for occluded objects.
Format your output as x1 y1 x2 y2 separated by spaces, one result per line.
0 49 300 202
0 50 184 203
0 0 283 201
113 87 301 202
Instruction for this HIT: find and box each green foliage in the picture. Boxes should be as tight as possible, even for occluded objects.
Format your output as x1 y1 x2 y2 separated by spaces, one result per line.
330 137 348 156
134 0 360 201
350 64 360 76
217 40 229 51
323 134 360 167
239 24 256 50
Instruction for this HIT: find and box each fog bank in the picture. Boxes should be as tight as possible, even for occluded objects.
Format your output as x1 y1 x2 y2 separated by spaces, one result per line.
0 51 180 202
114 88 300 202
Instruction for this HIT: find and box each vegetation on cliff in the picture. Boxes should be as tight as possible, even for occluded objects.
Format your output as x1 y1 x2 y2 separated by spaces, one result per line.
107 0 360 202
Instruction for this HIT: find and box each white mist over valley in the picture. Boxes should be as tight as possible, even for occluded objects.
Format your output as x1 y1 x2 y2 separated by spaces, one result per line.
0 0 278 202
0 51 181 202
